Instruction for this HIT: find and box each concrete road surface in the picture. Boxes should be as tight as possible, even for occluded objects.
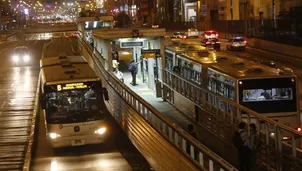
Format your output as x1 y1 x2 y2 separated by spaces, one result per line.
0 40 46 170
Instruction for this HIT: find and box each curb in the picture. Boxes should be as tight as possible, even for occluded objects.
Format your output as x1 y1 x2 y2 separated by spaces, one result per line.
22 73 41 171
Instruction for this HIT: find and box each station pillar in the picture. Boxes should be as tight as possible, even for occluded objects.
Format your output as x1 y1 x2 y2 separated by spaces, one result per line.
106 40 112 71
160 37 167 101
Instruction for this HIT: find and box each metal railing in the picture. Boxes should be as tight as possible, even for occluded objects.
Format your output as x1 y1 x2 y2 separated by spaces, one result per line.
164 69 302 170
78 37 238 171
23 73 41 171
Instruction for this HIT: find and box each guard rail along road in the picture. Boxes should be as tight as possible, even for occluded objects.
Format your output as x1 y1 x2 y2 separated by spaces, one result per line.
22 73 41 171
163 68 302 170
78 37 237 171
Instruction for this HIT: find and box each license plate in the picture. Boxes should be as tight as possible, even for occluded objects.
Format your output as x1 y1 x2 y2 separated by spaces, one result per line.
71 139 85 146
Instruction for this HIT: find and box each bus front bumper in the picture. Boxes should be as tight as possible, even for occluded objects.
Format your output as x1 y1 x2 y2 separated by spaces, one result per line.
48 134 108 148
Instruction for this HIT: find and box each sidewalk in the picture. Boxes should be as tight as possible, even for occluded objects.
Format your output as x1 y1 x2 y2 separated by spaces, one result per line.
120 71 240 168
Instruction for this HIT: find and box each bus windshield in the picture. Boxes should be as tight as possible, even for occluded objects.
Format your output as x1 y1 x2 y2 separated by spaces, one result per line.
242 88 293 102
45 86 102 124
239 77 297 113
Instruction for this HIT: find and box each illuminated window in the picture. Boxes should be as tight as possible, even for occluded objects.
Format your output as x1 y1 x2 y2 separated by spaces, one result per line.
93 21 97 28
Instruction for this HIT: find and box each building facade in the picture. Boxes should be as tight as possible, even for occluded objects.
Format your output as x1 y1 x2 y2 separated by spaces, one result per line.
161 0 302 22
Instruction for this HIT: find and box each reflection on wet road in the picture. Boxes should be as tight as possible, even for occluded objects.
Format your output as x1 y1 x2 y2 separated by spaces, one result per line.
0 40 43 170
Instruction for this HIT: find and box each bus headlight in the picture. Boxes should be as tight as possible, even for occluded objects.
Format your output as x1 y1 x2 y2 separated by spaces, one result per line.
49 133 61 139
13 55 19 62
94 127 106 135
23 55 30 62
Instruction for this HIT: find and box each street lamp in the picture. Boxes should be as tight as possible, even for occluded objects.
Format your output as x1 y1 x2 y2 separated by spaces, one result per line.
272 0 276 29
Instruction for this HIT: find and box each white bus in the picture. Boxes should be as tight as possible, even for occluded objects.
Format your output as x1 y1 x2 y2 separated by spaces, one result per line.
40 54 110 148
165 47 300 131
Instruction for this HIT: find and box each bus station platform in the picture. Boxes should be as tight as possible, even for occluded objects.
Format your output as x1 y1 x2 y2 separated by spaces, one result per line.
119 71 241 167
118 71 269 171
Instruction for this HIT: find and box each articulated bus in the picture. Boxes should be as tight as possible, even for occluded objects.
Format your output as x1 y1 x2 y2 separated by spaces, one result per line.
165 44 207 71
40 54 110 148
165 46 300 131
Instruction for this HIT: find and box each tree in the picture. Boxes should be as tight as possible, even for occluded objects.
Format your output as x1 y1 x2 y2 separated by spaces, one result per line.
115 12 131 28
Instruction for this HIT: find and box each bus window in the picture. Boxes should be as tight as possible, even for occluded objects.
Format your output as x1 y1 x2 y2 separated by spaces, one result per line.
44 83 103 124
165 52 173 71
207 70 235 100
242 88 293 102
238 78 297 113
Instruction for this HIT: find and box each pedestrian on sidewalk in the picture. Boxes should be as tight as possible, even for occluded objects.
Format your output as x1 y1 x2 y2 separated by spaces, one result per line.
112 57 119 72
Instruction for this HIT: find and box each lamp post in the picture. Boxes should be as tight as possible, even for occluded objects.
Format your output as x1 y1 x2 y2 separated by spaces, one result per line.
272 0 276 30
230 0 233 21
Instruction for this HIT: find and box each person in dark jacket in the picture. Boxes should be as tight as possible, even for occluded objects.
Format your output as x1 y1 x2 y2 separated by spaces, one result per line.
234 122 252 171
128 59 140 85
186 124 199 160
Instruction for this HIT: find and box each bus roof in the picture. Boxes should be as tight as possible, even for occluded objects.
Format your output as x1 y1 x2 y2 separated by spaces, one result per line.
178 51 296 79
40 54 87 67
166 44 206 54
40 55 99 85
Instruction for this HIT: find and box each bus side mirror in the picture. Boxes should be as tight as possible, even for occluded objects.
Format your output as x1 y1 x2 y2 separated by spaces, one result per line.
41 94 46 109
103 87 109 101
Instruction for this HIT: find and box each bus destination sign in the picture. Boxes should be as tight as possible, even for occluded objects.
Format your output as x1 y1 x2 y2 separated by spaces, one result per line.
57 83 88 91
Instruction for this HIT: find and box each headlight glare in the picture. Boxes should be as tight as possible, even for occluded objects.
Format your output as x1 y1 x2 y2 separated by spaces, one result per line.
13 55 19 62
23 55 30 61
94 127 106 135
49 133 60 139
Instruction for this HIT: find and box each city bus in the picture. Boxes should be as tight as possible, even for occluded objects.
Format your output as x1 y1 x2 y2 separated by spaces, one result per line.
40 54 110 148
165 47 300 130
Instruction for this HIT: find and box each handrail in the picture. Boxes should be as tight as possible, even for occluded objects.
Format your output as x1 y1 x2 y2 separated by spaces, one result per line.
163 68 302 170
164 68 302 136
78 37 238 171
23 73 41 171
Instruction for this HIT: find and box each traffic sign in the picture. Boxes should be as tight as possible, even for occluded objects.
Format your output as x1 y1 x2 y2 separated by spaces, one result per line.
141 49 160 58
141 49 160 54
200 5 207 17
120 41 144 48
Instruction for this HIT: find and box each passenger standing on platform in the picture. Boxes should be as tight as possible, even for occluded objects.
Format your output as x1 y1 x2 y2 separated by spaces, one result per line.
186 124 199 160
112 57 119 71
232 122 251 171
128 59 140 86
249 123 260 170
